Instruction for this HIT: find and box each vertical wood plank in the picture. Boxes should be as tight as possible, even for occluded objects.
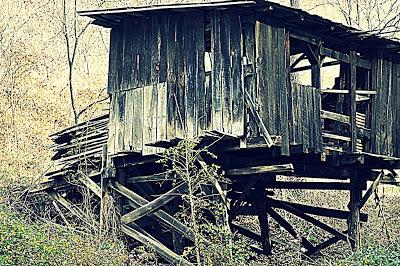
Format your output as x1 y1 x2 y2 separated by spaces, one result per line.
211 11 222 131
143 85 158 155
194 13 206 135
166 15 177 139
121 18 133 91
124 90 134 151
221 13 232 133
184 13 197 138
278 27 289 155
175 17 186 138
107 27 119 93
243 16 258 137
115 91 126 152
132 87 144 151
230 14 244 136
116 22 125 91
107 94 117 155
350 51 357 152
157 82 167 151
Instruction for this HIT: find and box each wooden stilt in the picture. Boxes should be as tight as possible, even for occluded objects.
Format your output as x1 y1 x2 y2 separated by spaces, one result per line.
252 184 272 255
348 175 363 251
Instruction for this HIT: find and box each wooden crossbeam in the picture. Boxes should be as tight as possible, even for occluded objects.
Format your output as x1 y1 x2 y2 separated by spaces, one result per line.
30 178 69 193
125 171 176 183
358 170 386 209
120 182 188 224
266 205 315 251
268 198 368 222
304 230 348 256
79 174 102 198
244 90 274 147
48 190 98 229
110 181 195 242
121 224 192 266
226 164 294 176
290 53 307 71
269 198 349 242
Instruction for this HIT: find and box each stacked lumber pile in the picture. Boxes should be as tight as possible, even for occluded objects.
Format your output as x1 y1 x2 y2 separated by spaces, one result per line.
43 114 109 183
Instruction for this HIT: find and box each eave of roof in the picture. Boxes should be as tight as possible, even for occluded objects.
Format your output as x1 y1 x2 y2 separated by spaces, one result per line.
78 0 400 56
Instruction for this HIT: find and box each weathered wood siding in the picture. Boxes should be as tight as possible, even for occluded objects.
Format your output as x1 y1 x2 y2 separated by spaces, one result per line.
371 56 400 157
291 83 322 153
107 12 245 155
255 21 290 155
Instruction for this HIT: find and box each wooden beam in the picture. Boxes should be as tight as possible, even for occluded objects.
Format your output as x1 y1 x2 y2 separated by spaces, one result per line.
320 89 377 95
291 60 340 73
244 90 274 147
226 163 294 176
320 47 371 69
111 181 195 242
359 170 385 209
268 198 368 222
266 205 315 251
121 182 188 224
121 224 192 266
348 175 363 251
350 51 358 152
48 190 98 229
79 174 102 198
252 186 272 255
290 53 307 71
304 230 348 256
125 171 176 183
270 198 350 241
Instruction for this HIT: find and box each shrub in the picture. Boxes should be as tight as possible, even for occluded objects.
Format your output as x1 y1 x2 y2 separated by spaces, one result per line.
0 205 128 266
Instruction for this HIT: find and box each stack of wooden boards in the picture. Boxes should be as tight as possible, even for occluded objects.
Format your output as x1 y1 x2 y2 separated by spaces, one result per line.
35 115 108 191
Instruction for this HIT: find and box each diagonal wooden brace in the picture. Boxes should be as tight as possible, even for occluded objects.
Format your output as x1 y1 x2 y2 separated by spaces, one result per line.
120 182 188 224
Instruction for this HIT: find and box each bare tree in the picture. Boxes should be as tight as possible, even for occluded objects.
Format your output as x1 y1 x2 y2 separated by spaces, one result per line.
316 0 400 34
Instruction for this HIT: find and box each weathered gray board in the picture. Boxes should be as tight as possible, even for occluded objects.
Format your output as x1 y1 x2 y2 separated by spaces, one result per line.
371 55 400 157
107 12 245 155
255 21 290 155
291 83 322 153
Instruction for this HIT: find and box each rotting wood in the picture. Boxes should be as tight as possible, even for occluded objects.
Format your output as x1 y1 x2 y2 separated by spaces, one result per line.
252 186 272 255
226 163 294 176
358 170 386 209
111 181 195 242
122 224 193 266
120 182 188 224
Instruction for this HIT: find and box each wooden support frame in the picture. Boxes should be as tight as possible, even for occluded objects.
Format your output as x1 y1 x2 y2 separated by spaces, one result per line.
350 51 358 152
122 224 192 266
269 197 350 242
111 181 195 242
348 174 363 251
252 185 272 255
226 163 293 176
120 182 188 224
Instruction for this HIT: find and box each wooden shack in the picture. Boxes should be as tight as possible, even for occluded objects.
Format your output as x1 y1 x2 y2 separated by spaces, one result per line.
37 1 400 264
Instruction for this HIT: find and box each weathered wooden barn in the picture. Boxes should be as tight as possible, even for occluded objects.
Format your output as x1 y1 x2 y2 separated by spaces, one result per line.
35 1 400 264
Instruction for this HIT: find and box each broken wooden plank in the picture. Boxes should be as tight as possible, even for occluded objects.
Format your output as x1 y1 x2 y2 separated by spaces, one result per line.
121 182 188 224
111 181 195 242
226 163 294 176
122 224 192 266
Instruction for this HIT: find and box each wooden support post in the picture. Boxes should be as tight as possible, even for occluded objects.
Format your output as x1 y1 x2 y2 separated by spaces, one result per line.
348 174 363 251
311 45 322 152
350 51 358 152
100 145 108 233
252 183 272 255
